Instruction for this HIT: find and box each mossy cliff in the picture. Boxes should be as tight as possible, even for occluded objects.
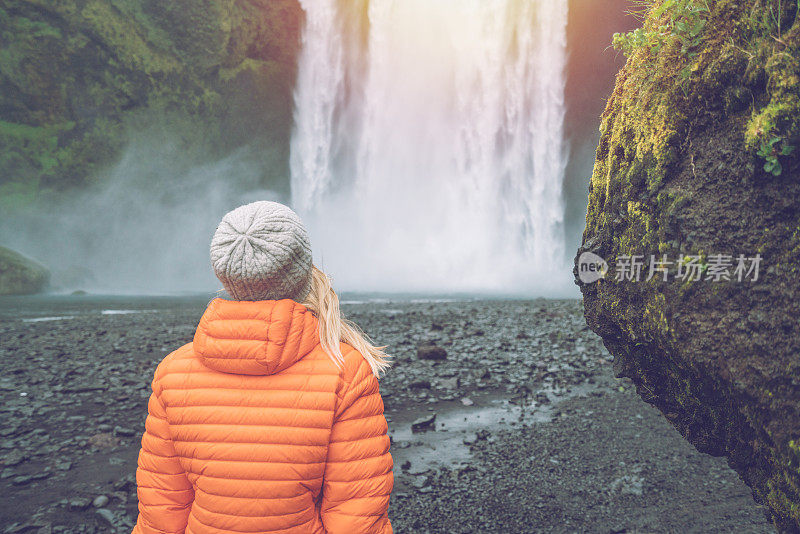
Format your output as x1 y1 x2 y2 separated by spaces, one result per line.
0 245 49 294
575 0 800 530
0 0 302 209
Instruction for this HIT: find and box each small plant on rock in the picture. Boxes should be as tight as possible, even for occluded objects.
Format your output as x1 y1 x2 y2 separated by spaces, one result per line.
612 0 710 60
757 136 796 176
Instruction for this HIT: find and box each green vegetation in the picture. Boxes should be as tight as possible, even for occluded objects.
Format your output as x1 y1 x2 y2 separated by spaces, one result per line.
0 0 300 210
607 0 799 183
613 0 711 66
0 245 49 295
757 136 795 175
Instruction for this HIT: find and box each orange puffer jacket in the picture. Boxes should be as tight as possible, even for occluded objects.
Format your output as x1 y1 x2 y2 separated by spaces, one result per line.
132 298 393 533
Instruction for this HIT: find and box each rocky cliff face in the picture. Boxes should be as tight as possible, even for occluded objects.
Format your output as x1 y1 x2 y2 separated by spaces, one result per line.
575 0 799 531
0 0 303 208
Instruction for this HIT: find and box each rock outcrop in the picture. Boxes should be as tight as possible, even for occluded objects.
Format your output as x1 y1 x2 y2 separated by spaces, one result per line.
574 0 799 531
0 0 303 207
0 245 49 295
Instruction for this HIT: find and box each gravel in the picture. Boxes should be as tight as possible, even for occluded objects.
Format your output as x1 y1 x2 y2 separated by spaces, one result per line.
0 294 773 533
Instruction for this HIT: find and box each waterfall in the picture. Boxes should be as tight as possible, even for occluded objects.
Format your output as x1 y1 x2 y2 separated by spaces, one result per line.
291 0 572 295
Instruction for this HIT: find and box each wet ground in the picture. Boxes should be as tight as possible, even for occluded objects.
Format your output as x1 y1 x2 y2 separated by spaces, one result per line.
0 294 774 533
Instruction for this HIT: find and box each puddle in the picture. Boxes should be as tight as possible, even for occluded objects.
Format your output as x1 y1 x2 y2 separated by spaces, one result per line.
388 382 597 474
407 298 462 304
100 309 157 315
18 309 157 321
22 316 76 322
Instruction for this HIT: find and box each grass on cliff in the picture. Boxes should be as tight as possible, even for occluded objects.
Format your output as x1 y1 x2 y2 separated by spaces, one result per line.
608 0 798 184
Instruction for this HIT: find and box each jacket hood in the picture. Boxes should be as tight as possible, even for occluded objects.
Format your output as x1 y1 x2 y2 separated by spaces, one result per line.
193 297 320 375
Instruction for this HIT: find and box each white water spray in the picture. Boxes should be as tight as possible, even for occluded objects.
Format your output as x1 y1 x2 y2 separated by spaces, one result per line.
291 0 572 295
0 140 281 295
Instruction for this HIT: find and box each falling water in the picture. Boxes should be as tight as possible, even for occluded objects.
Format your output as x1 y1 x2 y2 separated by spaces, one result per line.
291 0 572 296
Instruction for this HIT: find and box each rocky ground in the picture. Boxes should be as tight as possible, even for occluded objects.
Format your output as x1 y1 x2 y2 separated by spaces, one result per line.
0 295 773 533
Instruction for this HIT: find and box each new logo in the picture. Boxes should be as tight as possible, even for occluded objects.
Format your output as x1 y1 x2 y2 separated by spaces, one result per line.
577 251 609 283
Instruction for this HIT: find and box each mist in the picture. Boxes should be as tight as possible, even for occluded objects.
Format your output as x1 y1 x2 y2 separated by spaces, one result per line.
0 133 283 295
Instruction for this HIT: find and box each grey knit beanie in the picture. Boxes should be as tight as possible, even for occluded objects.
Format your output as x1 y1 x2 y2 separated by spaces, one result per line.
210 201 313 302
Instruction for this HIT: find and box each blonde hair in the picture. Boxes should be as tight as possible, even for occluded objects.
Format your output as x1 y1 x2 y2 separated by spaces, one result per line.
301 265 391 378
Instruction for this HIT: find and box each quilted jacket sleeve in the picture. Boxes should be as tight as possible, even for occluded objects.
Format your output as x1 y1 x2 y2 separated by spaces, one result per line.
132 372 194 534
320 352 393 533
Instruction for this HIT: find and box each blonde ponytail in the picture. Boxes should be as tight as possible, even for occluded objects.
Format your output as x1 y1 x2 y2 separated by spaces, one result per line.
301 265 391 378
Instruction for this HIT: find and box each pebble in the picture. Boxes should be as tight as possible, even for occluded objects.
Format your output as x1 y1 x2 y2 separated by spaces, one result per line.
2 450 25 467
438 377 459 389
95 508 115 525
474 368 491 379
68 498 91 511
412 475 430 488
411 413 437 433
113 426 135 437
55 461 71 471
417 344 447 361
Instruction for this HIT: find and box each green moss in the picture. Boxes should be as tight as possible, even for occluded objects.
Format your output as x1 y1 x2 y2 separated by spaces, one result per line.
0 0 303 197
644 291 672 340
12 15 62 39
79 0 181 74
741 2 800 174
219 57 283 83
0 120 76 186
790 439 800 466
0 181 39 211
0 120 72 143
766 473 800 525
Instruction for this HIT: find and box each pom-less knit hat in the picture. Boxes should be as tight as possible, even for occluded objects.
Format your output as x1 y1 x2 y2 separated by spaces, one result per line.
210 201 313 302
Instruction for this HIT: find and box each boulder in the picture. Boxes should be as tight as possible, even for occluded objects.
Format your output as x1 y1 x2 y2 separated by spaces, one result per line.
0 245 49 295
575 1 800 531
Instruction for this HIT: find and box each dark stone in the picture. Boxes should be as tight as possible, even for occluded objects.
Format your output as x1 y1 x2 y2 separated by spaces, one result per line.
11 475 32 486
411 413 437 433
69 497 92 511
113 426 136 437
417 344 447 361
